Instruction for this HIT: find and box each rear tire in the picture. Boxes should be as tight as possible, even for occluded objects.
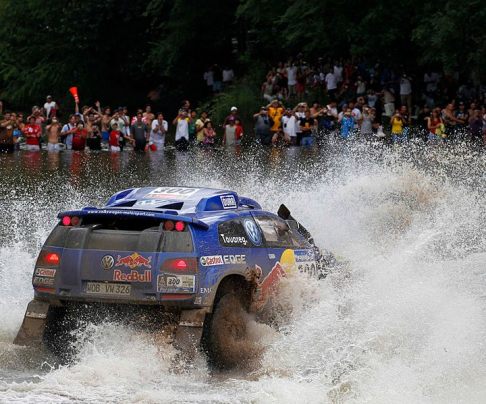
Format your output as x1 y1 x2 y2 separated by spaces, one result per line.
204 288 262 370
43 306 78 364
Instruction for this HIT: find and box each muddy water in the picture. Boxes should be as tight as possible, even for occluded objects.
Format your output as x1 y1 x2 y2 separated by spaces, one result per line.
0 143 485 403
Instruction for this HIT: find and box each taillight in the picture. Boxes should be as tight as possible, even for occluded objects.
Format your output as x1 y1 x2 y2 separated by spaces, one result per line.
163 220 186 232
161 258 197 272
164 220 175 231
62 216 80 226
40 251 60 266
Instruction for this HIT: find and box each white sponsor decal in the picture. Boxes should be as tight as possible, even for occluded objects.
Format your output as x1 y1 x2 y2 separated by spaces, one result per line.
223 254 246 264
146 187 200 199
200 255 224 266
199 254 246 266
35 268 56 277
220 233 248 245
33 276 55 287
157 274 195 293
220 195 237 209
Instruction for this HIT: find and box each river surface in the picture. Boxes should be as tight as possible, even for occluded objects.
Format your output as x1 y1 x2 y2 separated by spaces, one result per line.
0 142 486 403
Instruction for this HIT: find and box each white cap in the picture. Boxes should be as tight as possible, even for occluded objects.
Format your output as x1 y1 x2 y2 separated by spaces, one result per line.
230 106 237 111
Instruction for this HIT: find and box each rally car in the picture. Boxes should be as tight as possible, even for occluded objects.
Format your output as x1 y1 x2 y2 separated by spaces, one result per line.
14 186 335 367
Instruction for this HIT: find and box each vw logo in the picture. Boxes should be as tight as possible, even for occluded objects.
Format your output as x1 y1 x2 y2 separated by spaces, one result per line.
243 219 262 246
101 255 114 270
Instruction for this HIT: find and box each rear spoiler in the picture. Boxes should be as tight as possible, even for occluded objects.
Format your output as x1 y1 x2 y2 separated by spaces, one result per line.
57 208 210 230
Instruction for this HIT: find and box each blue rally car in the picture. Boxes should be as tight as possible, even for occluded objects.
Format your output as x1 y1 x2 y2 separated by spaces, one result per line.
15 186 333 366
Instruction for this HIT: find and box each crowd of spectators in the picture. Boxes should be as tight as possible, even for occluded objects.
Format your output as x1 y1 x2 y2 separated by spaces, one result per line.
0 97 246 153
0 56 485 154
258 56 486 145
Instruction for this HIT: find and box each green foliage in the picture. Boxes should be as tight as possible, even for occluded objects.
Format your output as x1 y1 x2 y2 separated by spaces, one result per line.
412 0 486 78
0 0 483 111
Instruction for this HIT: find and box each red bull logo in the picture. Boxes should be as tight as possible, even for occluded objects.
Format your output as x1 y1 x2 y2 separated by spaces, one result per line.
113 269 152 282
115 253 152 269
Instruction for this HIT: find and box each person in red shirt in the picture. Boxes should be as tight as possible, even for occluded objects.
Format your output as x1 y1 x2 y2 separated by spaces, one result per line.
23 116 42 151
72 122 88 151
235 118 244 145
109 122 133 152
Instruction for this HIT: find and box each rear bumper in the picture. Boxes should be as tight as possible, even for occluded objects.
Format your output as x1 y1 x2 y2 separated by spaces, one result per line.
34 291 206 309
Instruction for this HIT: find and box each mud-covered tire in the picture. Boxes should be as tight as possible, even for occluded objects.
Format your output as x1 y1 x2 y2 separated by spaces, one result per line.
204 291 262 370
43 306 78 364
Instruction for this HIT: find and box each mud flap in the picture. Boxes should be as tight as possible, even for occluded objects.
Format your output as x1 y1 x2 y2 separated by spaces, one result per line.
173 308 208 361
13 299 50 347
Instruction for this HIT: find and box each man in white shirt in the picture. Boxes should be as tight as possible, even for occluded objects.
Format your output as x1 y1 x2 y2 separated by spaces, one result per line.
43 95 57 118
222 67 234 86
286 64 297 98
282 109 297 145
325 69 338 99
172 110 190 150
149 113 168 150
400 74 412 113
333 62 343 84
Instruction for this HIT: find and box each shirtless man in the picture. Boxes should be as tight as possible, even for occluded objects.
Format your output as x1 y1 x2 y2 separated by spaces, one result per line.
46 117 61 152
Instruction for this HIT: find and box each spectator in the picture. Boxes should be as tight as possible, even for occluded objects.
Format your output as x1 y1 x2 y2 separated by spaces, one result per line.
455 101 469 130
72 122 88 151
400 74 413 113
469 108 483 144
361 106 374 138
383 87 396 117
299 109 316 146
131 112 149 151
287 63 297 99
100 105 112 145
339 108 355 139
0 112 16 153
203 121 216 147
61 115 76 150
262 78 274 103
224 107 239 126
149 112 168 151
282 108 298 145
172 109 190 150
253 107 273 145
234 118 244 144
87 124 102 151
23 116 42 151
195 111 209 144
203 66 214 93
268 99 284 138
325 68 338 99
188 110 197 143
143 105 154 126
223 118 237 146
222 66 235 87
109 123 122 152
390 109 406 143
427 109 444 143
46 117 61 152
43 95 57 118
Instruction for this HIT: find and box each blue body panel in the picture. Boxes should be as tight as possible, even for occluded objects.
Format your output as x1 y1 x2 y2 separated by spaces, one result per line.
34 187 316 310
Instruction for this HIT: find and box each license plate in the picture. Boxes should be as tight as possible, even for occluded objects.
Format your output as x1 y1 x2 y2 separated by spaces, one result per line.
86 282 131 296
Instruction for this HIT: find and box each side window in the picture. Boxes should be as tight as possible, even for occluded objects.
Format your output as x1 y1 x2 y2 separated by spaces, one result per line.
253 216 295 248
218 219 251 248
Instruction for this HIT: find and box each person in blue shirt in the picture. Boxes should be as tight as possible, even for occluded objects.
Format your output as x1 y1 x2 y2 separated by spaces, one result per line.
339 108 355 139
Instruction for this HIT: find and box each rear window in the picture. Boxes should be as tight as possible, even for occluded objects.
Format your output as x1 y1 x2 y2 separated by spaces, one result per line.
43 218 193 252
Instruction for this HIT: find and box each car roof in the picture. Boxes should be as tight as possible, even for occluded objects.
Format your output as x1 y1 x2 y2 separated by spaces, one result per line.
58 187 270 229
